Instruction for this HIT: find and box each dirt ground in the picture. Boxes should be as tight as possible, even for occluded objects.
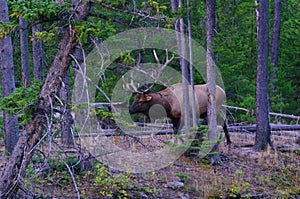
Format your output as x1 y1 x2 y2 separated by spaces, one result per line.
0 131 299 199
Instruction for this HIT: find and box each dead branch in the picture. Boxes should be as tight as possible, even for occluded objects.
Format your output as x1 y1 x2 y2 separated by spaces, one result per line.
223 105 254 114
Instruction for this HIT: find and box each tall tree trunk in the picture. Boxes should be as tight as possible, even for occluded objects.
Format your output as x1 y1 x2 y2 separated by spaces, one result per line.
206 0 220 164
0 2 91 197
171 0 190 132
20 16 31 88
60 69 74 146
254 0 272 151
270 0 282 94
187 0 197 127
0 0 19 154
32 24 44 81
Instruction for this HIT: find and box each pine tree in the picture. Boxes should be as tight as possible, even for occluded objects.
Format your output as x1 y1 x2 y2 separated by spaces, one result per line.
0 0 19 154
254 0 272 151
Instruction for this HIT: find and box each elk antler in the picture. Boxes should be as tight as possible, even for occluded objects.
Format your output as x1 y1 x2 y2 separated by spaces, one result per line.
153 49 175 83
123 49 175 94
122 73 141 94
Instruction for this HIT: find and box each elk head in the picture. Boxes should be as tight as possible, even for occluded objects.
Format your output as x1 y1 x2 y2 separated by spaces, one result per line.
129 93 153 114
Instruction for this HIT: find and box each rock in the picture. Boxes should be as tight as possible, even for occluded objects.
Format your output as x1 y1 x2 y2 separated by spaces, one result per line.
179 192 190 199
168 181 184 190
139 191 149 199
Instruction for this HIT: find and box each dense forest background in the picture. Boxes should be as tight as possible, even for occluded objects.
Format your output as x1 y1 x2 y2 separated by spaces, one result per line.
1 0 299 120
0 0 299 198
0 1 298 144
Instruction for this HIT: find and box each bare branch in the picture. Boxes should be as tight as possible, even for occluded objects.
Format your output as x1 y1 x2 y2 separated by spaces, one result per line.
223 105 254 114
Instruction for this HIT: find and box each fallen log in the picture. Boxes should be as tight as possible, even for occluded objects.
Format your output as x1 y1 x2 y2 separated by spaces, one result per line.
90 102 125 109
275 146 300 152
270 112 300 120
76 124 300 136
77 129 174 137
228 124 300 132
224 105 300 120
134 122 173 128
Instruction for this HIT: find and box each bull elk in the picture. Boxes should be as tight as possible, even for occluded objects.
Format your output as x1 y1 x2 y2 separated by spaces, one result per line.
129 83 231 144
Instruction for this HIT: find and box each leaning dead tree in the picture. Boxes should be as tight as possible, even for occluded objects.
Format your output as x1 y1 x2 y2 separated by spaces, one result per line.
0 1 91 197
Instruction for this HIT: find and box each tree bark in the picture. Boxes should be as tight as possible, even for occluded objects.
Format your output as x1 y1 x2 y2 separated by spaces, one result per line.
60 69 74 146
206 0 220 164
270 0 282 93
57 0 74 147
0 0 19 154
0 1 91 197
187 0 197 127
20 16 31 87
171 0 190 132
254 0 272 151
32 23 44 81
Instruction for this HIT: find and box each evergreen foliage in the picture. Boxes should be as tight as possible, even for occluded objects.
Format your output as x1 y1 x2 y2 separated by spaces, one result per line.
0 0 299 197
1 0 299 127
0 81 42 126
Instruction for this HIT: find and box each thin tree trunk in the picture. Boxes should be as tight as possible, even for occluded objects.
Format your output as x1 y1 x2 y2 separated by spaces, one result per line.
0 2 91 196
171 0 190 132
179 17 190 132
270 0 282 93
0 0 19 154
20 16 31 88
206 0 220 164
32 24 44 81
187 0 197 127
60 69 74 146
254 0 272 151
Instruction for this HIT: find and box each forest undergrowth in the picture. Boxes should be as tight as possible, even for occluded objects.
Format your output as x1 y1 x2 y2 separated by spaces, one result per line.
1 136 299 199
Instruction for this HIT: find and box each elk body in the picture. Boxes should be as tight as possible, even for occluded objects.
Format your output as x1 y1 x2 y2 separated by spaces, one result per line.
129 83 231 144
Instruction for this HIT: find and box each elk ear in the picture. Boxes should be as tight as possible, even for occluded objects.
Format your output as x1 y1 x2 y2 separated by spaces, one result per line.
145 95 152 101
134 93 141 98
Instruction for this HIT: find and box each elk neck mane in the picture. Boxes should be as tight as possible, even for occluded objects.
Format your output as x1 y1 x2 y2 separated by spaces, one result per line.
150 92 172 113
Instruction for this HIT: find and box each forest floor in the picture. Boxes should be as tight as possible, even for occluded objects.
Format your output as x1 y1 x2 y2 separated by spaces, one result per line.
0 131 300 199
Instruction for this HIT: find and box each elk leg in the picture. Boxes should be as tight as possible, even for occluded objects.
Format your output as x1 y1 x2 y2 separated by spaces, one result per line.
217 114 231 145
172 118 180 133
222 121 231 145
203 112 231 145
